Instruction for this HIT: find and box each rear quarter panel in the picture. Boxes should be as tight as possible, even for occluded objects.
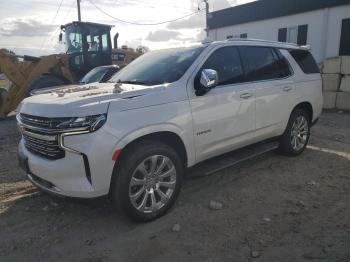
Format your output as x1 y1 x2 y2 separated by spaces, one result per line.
282 50 323 123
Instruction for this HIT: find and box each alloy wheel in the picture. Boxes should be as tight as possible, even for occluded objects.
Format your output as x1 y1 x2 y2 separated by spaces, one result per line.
290 115 309 151
128 155 177 214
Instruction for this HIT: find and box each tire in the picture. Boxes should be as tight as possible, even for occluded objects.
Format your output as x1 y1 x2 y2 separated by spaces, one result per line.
277 108 311 156
111 141 183 222
0 88 8 118
0 88 7 109
26 75 67 96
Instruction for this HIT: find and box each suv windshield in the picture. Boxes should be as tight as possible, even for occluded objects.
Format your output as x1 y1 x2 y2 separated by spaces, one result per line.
109 46 205 85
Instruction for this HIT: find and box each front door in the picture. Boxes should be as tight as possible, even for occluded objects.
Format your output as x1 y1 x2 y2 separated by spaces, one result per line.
189 46 256 162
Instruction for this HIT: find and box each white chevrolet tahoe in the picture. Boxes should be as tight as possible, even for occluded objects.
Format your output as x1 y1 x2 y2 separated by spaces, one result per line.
17 39 323 221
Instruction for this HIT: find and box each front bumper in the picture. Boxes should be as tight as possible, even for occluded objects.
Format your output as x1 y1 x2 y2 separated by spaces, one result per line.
18 143 66 197
17 127 119 198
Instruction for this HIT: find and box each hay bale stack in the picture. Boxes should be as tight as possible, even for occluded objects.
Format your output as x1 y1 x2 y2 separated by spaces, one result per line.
321 56 350 110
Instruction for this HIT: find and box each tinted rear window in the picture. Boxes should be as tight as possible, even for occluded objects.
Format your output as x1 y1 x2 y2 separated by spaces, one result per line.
289 50 320 74
273 49 292 78
239 46 290 82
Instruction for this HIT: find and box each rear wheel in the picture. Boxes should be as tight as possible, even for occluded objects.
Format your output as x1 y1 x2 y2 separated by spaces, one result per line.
111 141 183 222
27 75 67 96
277 108 311 156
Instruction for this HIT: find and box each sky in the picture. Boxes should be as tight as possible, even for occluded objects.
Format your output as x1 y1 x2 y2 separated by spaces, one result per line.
0 0 255 56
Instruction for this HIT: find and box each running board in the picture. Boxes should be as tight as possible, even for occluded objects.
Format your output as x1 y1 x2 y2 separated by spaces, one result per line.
186 140 280 178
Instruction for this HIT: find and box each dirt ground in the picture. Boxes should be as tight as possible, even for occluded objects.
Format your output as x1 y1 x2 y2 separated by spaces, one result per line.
0 111 349 262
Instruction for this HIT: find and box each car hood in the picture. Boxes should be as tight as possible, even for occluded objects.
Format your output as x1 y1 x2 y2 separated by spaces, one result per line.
19 83 167 117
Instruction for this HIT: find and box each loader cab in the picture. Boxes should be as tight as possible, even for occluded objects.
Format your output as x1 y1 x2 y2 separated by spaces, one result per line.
61 21 113 79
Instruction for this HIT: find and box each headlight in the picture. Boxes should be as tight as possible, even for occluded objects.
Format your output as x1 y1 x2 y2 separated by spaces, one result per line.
56 113 107 132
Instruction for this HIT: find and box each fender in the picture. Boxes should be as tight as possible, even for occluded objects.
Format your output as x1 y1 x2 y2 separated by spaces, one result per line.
112 123 196 167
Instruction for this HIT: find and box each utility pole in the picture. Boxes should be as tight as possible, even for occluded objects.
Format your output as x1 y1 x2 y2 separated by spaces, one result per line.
77 0 81 22
204 0 209 37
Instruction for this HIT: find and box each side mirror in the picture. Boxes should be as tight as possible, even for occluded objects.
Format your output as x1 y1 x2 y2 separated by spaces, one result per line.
200 69 218 89
195 69 218 96
59 32 63 42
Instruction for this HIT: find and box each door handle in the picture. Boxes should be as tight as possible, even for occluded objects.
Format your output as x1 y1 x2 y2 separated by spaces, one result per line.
240 93 253 99
283 86 292 92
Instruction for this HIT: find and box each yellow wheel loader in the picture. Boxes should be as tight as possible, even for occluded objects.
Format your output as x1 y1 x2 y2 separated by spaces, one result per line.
0 21 133 118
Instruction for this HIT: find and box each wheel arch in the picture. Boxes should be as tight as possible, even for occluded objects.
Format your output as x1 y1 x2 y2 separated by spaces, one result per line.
292 101 313 122
109 130 189 195
120 131 188 165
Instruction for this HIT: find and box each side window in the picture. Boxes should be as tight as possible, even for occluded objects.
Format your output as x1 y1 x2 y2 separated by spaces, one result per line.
201 46 244 86
101 33 109 52
86 34 101 52
273 49 292 78
67 31 83 54
289 50 320 74
239 46 284 82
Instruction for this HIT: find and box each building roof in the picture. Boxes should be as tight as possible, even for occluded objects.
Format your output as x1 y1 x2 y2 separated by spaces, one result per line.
208 0 350 30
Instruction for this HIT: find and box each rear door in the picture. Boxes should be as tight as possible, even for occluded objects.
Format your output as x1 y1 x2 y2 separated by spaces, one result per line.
189 46 256 162
239 46 293 139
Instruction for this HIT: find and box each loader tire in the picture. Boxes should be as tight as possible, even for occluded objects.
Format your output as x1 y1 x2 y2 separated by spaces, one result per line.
0 88 8 117
27 75 67 96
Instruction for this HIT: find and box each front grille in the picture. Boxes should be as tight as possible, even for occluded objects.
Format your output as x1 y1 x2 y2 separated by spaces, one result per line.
18 114 66 160
22 133 65 159
19 113 71 129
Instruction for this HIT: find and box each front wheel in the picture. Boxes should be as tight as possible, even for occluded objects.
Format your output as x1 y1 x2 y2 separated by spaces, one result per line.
277 108 311 156
111 141 183 222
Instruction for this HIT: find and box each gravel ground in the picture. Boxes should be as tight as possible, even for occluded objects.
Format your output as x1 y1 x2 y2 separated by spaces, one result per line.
0 111 349 262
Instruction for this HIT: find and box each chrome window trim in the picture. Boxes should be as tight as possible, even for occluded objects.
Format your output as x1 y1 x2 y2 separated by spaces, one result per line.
193 44 295 91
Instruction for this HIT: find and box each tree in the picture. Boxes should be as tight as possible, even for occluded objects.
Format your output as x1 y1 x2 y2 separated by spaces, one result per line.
0 48 15 56
0 48 18 64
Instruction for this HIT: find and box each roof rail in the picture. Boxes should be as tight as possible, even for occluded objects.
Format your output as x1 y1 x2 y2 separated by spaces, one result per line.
300 44 311 50
227 38 300 47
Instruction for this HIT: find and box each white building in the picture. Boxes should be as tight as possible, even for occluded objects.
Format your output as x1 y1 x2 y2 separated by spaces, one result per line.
207 0 350 63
